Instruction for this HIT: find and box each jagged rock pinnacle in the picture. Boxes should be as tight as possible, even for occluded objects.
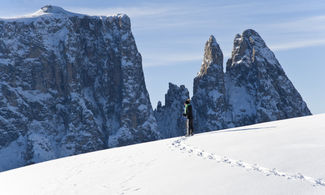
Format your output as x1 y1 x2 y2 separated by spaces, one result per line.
154 83 189 138
192 35 228 132
198 35 223 77
225 29 311 126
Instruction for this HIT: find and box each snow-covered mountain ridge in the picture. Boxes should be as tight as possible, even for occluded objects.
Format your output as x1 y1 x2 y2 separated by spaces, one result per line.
0 114 324 194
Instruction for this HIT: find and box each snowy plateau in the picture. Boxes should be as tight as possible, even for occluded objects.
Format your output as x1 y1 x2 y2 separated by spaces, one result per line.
0 114 325 195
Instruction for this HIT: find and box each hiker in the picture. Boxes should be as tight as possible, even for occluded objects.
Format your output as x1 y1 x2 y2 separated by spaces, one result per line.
183 99 194 136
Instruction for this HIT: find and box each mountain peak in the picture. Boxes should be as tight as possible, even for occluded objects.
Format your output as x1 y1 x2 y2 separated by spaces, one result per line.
227 29 268 70
242 29 266 46
242 29 260 38
207 35 220 48
32 5 76 16
198 35 223 76
23 5 83 18
208 35 216 43
40 5 68 14
226 29 311 126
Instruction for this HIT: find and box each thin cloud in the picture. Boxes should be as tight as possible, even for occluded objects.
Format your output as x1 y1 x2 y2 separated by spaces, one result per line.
143 53 202 67
68 6 177 18
142 52 232 67
240 1 325 15
270 39 325 51
263 15 325 50
268 15 325 33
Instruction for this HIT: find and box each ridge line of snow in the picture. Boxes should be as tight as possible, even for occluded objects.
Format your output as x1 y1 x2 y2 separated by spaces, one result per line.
171 137 325 187
0 6 127 22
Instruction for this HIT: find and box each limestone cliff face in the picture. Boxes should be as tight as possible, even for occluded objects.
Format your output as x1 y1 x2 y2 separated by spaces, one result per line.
0 5 159 171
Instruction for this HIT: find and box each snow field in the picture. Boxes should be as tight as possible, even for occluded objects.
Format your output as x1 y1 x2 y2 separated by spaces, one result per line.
0 114 325 194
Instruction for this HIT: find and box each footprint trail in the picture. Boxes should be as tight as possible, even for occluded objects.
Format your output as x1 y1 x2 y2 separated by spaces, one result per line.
171 137 325 187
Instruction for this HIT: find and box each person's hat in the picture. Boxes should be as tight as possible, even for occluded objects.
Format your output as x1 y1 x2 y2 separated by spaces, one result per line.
185 99 190 104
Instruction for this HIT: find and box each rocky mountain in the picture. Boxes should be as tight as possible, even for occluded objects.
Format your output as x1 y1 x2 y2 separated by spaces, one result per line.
0 5 159 172
154 83 189 138
192 35 230 133
225 29 311 126
156 29 311 135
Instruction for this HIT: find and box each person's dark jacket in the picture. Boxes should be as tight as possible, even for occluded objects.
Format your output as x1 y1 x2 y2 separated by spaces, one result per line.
183 103 193 119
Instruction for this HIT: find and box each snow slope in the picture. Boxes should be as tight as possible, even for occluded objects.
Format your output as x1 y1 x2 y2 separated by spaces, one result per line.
0 114 325 194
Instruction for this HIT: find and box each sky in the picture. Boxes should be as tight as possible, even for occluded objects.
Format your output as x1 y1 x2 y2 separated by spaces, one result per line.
0 0 324 114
